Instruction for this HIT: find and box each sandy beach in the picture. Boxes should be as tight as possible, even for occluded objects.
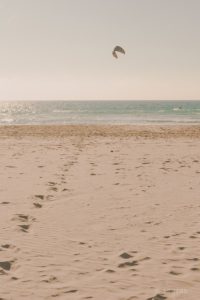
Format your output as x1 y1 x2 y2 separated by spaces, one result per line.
0 125 200 300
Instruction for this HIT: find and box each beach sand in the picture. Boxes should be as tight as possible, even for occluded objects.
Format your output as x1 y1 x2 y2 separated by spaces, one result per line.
0 125 200 299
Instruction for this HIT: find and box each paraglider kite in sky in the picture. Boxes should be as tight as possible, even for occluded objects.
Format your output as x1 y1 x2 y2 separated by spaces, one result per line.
112 45 125 59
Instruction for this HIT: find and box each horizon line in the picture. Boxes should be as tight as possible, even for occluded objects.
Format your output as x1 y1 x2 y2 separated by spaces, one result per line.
1 99 200 102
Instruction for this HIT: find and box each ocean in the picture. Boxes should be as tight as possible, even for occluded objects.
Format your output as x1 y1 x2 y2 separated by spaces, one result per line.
0 100 200 125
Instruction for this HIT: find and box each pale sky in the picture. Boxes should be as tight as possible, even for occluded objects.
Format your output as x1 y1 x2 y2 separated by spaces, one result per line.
0 0 200 100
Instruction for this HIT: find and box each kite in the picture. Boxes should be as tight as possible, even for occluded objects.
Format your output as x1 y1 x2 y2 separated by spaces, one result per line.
112 46 125 59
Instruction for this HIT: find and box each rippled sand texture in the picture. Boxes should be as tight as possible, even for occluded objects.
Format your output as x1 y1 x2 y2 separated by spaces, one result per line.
0 125 200 299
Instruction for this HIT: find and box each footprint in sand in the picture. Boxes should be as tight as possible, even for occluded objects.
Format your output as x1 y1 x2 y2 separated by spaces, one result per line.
0 261 13 271
12 214 28 222
48 182 56 186
178 246 185 250
18 224 30 232
0 244 19 281
51 289 78 298
64 289 78 294
49 187 58 192
13 214 35 233
15 214 35 222
105 269 116 273
146 294 167 300
1 244 12 249
190 235 198 239
33 203 43 208
169 270 182 276
62 188 70 192
118 260 138 268
187 258 199 262
35 195 44 200
42 275 57 283
119 252 133 259
6 165 16 168
191 267 200 271
1 243 19 255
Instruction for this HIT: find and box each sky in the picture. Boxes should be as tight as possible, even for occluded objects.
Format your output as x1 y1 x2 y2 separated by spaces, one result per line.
0 0 200 101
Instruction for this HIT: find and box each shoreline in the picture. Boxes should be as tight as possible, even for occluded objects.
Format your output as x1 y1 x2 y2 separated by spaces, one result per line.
0 124 200 138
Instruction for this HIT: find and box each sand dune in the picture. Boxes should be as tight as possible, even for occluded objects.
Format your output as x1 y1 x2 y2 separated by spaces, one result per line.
0 126 200 299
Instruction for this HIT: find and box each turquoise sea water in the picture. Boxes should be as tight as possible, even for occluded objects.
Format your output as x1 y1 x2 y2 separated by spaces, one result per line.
0 100 200 125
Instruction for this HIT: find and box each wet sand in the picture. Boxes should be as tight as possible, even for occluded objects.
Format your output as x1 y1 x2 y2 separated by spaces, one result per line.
0 124 200 138
0 125 200 299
